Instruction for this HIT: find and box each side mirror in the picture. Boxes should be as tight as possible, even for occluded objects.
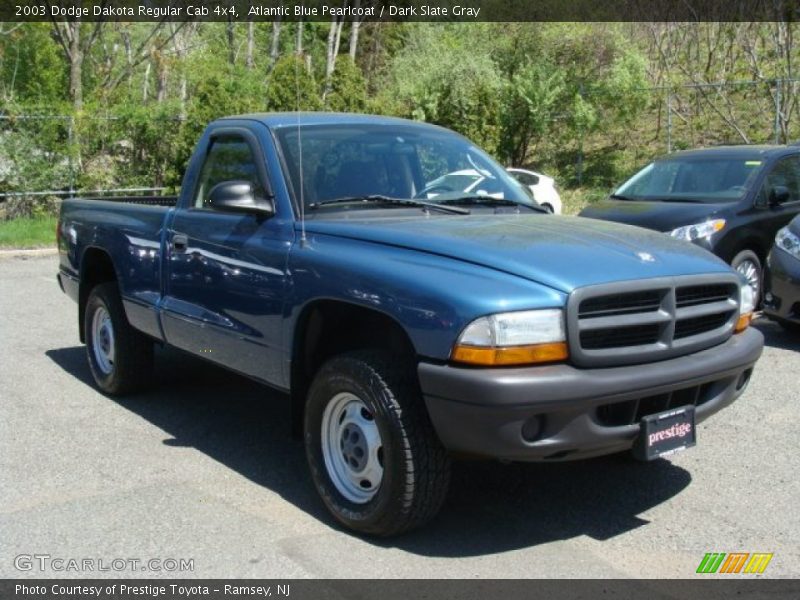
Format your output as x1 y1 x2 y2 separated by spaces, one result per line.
208 180 274 217
769 185 791 206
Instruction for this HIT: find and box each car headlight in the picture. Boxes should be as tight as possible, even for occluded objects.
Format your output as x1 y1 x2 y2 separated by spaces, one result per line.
669 219 726 242
736 282 755 333
775 226 800 261
452 309 568 366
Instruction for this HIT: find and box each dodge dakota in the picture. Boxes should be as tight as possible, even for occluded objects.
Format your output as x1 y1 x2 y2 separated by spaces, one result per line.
57 113 764 536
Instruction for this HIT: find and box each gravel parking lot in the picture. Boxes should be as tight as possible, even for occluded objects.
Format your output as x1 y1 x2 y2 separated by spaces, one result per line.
1 254 798 579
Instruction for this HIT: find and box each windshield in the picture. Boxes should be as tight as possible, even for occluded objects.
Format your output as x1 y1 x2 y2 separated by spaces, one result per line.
274 123 534 211
614 157 764 202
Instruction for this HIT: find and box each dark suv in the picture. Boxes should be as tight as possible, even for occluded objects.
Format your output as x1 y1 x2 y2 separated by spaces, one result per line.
580 146 800 301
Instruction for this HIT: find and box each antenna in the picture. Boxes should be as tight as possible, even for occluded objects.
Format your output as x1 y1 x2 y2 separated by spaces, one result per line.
294 53 307 246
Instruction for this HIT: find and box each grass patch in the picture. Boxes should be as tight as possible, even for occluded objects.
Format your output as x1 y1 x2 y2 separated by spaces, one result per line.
0 216 58 248
560 187 610 215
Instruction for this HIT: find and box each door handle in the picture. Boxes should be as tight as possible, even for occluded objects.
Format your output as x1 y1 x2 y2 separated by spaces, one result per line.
172 234 188 252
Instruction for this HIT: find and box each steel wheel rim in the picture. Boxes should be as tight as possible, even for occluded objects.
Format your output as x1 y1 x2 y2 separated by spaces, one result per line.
736 259 761 297
321 392 383 504
91 306 115 375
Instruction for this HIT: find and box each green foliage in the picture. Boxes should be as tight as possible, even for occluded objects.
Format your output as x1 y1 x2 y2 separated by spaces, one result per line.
325 58 367 113
266 56 322 112
1 20 799 211
0 24 66 102
499 63 567 166
380 24 504 153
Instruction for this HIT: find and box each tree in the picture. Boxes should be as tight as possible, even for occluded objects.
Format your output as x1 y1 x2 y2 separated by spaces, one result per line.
381 24 505 153
326 57 367 112
266 55 322 111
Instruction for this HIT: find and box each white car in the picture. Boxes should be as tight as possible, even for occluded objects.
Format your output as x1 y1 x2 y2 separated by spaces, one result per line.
507 168 562 214
419 169 504 199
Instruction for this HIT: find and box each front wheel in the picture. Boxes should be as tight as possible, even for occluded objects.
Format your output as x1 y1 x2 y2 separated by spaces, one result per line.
731 249 762 306
84 282 153 395
304 351 451 536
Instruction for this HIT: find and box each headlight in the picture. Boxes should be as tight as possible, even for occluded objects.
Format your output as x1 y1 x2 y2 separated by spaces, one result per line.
775 226 800 261
669 219 726 242
736 282 755 333
452 309 568 366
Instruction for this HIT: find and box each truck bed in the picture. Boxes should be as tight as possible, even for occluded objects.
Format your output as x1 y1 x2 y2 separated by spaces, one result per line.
79 195 178 207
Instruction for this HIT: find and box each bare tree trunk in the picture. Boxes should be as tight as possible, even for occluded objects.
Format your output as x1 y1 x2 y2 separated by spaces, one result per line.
270 18 282 69
323 17 339 102
349 0 361 59
169 21 194 119
323 14 347 103
334 16 345 57
69 23 83 110
295 19 303 55
156 55 168 102
227 17 236 65
246 21 254 69
142 61 150 102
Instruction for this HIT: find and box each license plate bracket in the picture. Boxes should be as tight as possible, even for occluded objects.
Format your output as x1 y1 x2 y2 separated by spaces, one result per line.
632 405 696 461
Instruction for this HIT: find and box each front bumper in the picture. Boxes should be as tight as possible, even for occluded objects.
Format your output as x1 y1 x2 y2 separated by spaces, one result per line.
764 248 800 325
418 328 763 461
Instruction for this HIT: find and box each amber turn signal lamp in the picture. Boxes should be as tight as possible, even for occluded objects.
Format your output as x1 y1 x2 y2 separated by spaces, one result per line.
452 342 569 366
735 312 752 333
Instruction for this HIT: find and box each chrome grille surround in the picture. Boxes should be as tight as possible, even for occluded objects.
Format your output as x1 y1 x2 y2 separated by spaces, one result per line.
567 274 741 368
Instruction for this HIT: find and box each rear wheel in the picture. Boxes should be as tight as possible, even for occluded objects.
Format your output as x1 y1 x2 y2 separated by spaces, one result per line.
84 282 153 395
304 351 451 536
731 249 762 305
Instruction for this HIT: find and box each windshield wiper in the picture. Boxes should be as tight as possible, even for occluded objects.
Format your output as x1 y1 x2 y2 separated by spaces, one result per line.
609 193 635 201
438 196 547 213
308 195 470 215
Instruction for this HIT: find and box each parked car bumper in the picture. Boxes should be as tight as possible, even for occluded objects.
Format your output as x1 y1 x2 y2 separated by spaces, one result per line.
764 247 800 325
418 328 763 462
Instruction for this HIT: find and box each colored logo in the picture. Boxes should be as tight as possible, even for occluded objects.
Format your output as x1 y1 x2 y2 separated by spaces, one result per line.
696 552 773 574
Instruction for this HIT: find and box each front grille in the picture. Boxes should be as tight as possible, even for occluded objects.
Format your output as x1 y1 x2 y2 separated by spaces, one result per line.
581 323 661 349
579 290 663 318
596 382 716 427
674 311 734 339
568 275 740 367
676 283 733 308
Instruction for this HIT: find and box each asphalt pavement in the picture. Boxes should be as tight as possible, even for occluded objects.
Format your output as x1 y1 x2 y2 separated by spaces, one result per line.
1 254 798 578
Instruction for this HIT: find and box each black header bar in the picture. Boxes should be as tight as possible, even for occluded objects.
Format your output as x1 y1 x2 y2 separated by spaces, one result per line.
2 0 799 23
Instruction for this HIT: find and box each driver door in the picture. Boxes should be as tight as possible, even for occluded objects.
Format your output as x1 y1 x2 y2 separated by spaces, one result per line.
161 126 293 386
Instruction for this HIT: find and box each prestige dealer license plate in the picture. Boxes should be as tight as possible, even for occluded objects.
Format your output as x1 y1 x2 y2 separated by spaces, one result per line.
633 405 696 461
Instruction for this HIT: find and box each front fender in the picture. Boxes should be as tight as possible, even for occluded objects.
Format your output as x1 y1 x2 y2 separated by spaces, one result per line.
284 233 566 361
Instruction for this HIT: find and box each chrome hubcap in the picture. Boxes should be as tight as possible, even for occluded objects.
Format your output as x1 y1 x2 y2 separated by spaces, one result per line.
321 393 383 504
736 259 761 298
91 306 115 375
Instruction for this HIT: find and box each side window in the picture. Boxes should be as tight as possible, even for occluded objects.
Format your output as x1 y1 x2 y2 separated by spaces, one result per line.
194 136 261 208
515 172 539 186
758 156 800 206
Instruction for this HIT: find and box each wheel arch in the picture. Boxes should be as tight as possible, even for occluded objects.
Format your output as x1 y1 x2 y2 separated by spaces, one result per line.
78 246 119 343
289 299 419 438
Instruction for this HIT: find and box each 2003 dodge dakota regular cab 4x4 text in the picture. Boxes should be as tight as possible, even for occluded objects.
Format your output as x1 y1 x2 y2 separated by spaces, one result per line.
57 114 764 536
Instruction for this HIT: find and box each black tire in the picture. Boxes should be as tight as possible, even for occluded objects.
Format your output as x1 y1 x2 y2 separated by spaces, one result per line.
84 282 153 395
304 350 451 536
778 319 800 334
731 249 763 306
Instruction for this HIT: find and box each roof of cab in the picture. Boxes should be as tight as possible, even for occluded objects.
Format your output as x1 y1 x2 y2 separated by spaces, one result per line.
662 145 798 161
217 112 439 130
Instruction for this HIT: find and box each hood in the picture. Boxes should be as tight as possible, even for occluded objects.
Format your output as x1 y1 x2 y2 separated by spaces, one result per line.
302 214 731 293
580 198 729 232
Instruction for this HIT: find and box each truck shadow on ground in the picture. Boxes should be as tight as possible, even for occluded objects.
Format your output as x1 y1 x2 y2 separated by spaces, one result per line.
47 345 692 557
753 317 800 351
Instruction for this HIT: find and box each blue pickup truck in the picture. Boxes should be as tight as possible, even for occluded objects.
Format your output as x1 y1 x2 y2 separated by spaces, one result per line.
58 113 764 536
